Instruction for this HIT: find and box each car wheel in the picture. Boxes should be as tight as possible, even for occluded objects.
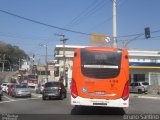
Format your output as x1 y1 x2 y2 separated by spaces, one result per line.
65 93 67 98
42 96 46 100
60 93 65 100
138 89 142 94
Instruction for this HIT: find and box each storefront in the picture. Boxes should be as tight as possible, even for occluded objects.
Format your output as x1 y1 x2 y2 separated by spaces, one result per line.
129 50 160 85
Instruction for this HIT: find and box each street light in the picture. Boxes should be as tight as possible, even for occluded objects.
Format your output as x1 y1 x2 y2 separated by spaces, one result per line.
122 34 144 48
40 44 48 82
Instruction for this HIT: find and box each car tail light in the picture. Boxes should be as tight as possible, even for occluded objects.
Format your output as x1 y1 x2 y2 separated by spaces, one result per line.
71 79 78 98
58 83 62 90
122 81 129 100
142 86 145 91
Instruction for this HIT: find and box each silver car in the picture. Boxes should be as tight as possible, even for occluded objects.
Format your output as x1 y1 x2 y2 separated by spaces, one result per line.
12 84 31 98
130 82 149 94
0 86 3 100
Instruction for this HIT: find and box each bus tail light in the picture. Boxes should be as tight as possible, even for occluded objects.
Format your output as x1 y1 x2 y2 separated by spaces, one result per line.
71 79 78 98
122 81 129 100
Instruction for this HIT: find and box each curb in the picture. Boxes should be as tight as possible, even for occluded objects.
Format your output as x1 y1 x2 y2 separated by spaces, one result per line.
137 96 160 100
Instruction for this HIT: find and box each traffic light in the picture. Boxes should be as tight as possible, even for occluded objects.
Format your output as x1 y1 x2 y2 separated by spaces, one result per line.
144 27 151 39
32 65 37 73
54 67 59 77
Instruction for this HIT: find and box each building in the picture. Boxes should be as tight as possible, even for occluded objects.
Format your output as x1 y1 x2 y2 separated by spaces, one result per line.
54 45 160 88
129 50 160 85
37 64 55 84
54 45 85 87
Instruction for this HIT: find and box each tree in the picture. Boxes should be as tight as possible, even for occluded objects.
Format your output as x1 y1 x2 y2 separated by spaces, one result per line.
0 41 29 71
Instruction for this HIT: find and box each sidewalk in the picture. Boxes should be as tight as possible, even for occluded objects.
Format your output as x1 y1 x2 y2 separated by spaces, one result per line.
130 93 160 100
138 94 160 99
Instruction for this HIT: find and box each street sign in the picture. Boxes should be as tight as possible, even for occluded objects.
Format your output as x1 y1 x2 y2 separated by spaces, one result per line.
90 33 110 43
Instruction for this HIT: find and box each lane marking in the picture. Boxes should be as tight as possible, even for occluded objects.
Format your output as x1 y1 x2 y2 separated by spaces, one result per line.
0 94 41 104
3 95 15 101
32 93 42 98
0 97 40 104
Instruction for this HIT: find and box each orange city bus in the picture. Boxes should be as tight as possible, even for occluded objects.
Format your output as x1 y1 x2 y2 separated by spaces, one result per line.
71 47 129 108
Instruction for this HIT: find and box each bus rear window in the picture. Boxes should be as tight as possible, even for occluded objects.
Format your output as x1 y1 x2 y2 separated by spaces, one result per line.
81 49 122 79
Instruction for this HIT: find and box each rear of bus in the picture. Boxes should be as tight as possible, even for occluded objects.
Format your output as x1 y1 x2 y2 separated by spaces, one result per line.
71 47 129 108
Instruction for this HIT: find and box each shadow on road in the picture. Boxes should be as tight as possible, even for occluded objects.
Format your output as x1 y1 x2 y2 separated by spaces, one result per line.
71 106 126 115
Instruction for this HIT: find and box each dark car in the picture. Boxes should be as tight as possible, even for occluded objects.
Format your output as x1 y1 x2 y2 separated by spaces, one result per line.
42 81 67 100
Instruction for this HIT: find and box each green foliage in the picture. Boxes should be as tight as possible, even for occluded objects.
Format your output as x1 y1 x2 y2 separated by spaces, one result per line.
0 41 29 69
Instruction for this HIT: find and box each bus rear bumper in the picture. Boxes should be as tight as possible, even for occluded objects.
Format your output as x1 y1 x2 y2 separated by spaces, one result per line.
71 96 129 108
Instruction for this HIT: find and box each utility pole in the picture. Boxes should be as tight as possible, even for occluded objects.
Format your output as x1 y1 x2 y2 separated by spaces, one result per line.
2 54 5 72
113 0 117 48
45 45 48 82
55 34 68 86
40 44 48 82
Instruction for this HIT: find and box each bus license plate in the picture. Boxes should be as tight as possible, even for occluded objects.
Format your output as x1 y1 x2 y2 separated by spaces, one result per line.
93 103 107 106
95 91 105 95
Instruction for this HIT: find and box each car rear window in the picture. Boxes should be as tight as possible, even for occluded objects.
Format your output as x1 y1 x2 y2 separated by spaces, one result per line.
45 82 59 87
2 84 7 86
142 82 149 85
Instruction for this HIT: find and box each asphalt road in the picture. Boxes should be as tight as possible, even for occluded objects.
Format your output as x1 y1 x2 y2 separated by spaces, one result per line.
0 93 160 120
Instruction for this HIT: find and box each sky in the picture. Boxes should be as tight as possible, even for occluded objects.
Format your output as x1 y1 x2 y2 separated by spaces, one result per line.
0 0 160 64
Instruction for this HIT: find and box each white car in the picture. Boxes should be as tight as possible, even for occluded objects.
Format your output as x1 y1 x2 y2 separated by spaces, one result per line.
1 83 8 92
130 82 149 94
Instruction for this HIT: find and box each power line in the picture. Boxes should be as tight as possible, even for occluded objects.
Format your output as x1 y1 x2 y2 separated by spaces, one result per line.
67 0 110 28
118 29 160 38
68 0 98 26
0 32 50 41
86 0 124 34
117 35 160 45
1 9 160 42
118 33 144 38
0 9 90 36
